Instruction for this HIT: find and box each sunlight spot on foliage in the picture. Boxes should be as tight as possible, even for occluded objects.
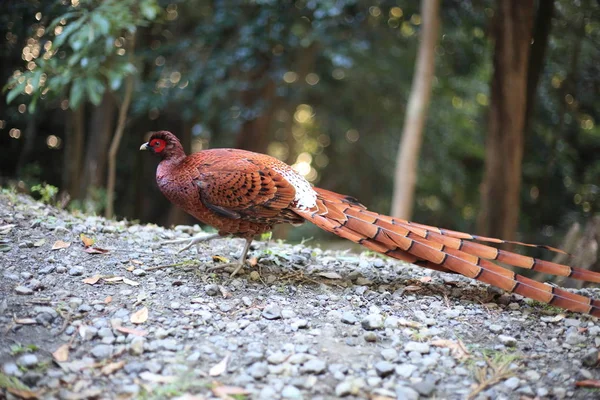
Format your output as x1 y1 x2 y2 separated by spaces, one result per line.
18 104 26 113
35 12 42 21
283 71 297 83
169 71 181 84
46 135 62 149
565 94 574 105
452 96 463 109
401 22 414 37
390 7 403 18
9 128 21 139
472 27 484 39
293 161 311 176
305 73 319 85
410 14 421 25
332 68 345 80
54 26 63 36
580 115 594 130
315 153 329 168
462 205 474 220
369 6 381 17
551 75 563 88
71 0 80 7
476 93 488 106
267 142 289 161
155 56 165 66
0 120 4 129
345 129 359 143
294 104 313 123
149 108 159 120
388 19 400 29
60 99 69 110
574 193 582 205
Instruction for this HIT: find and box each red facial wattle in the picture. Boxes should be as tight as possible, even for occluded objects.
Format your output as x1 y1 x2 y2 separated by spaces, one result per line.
150 138 166 153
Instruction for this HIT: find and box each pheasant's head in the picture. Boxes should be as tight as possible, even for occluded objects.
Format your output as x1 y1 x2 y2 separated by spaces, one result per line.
140 130 185 160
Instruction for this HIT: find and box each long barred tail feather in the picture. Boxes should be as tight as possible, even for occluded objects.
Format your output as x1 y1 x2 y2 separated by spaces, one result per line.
294 188 600 317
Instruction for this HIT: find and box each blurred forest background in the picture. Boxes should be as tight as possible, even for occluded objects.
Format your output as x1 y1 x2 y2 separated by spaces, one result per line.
1 0 599 261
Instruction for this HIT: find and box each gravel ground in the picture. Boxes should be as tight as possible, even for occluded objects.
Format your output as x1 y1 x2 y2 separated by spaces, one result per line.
1 191 600 400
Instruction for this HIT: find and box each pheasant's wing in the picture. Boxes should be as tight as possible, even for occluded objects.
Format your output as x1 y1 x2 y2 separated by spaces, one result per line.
195 159 299 223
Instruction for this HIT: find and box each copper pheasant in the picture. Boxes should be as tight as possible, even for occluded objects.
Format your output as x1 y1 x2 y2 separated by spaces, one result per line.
141 130 600 317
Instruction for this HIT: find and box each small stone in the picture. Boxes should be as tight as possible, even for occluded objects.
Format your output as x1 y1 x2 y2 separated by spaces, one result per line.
17 354 38 368
566 332 585 345
281 385 303 399
155 328 171 339
132 269 146 276
537 387 549 397
78 304 92 313
281 309 296 319
262 304 282 320
361 314 384 330
364 332 378 342
413 380 436 396
498 335 517 347
292 319 308 330
404 341 430 354
335 377 365 397
170 302 181 310
3 362 20 376
504 376 520 390
384 316 400 329
204 284 219 296
395 386 420 400
395 364 417 378
14 286 33 295
489 324 503 333
90 344 113 359
341 312 358 325
381 348 398 361
267 351 288 365
301 359 326 374
524 370 540 381
582 349 599 367
130 337 145 355
68 266 84 276
248 362 269 379
98 327 114 339
374 361 395 377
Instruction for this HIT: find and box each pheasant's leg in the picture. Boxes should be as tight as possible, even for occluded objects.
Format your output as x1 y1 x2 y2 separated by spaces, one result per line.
162 233 220 253
208 238 253 277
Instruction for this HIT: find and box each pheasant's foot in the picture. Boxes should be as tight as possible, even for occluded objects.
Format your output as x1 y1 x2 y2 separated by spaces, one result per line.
207 262 246 278
162 233 219 253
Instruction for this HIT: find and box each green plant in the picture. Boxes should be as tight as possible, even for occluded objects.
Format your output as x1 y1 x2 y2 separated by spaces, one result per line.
10 344 39 356
30 183 58 204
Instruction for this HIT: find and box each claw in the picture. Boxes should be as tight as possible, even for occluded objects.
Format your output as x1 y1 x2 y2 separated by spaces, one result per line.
161 233 219 253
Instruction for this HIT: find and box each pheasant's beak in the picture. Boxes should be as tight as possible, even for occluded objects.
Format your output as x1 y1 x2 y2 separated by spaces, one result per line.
140 142 150 151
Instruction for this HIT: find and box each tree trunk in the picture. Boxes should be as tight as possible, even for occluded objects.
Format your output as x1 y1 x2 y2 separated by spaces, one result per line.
80 93 115 198
105 34 136 219
391 0 441 219
477 0 535 242
235 62 276 153
62 105 85 199
524 0 554 133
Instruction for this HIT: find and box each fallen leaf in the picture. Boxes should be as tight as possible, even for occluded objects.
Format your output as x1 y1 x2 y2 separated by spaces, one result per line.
115 326 148 337
33 239 46 247
397 318 422 328
104 296 112 304
6 388 40 399
51 240 71 250
52 344 70 362
219 285 232 298
431 339 470 360
130 307 148 324
317 272 343 280
209 353 230 377
419 276 432 283
103 276 123 282
123 278 140 287
101 360 125 375
82 275 101 285
248 257 258 267
126 266 135 272
84 247 109 254
139 371 177 383
212 384 249 399
131 260 143 265
212 255 229 263
403 285 422 292
576 380 600 388
80 234 95 247
15 318 38 325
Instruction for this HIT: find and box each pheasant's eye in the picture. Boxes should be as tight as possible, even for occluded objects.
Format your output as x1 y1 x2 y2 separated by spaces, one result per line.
150 138 166 152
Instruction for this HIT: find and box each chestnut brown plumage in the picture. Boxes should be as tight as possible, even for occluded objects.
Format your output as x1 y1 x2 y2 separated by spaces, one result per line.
141 131 600 317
